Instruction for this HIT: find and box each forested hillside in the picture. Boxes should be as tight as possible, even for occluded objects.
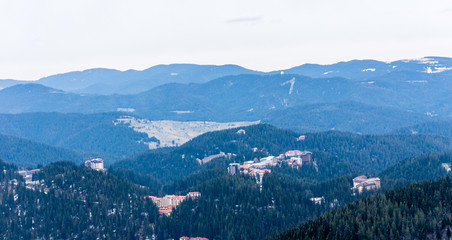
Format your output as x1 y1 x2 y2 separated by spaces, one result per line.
270 177 452 240
0 112 150 159
1 124 451 239
394 121 452 138
380 153 452 189
112 124 452 182
265 101 430 134
0 160 159 239
1 58 451 239
153 169 366 239
0 134 85 167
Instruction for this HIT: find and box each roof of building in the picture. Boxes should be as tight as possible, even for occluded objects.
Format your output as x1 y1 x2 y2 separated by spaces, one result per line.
286 150 303 154
353 175 368 182
146 196 162 200
260 156 275 161
240 164 252 169
158 209 172 214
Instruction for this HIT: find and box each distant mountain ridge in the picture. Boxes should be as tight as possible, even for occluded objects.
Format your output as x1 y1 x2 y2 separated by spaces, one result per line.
278 56 452 80
1 70 450 117
37 64 261 94
0 79 30 90
2 57 451 95
0 56 451 136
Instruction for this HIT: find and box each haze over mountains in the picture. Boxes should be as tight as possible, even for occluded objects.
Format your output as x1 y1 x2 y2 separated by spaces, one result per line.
2 57 452 239
2 56 452 94
0 57 451 159
1 57 451 137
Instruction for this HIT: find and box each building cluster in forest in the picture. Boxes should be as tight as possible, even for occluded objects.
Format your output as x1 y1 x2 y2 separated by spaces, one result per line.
146 192 201 216
228 150 314 177
228 150 313 190
352 175 381 193
17 169 45 191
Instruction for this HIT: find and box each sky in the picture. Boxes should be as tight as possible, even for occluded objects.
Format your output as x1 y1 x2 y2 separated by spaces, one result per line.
1 0 452 80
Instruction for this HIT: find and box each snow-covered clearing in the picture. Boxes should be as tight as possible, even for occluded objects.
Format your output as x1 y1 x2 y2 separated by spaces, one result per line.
114 117 260 149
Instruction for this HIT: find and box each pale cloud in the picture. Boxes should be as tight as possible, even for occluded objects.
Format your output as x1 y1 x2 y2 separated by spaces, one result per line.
226 16 263 23
441 7 452 13
0 0 452 79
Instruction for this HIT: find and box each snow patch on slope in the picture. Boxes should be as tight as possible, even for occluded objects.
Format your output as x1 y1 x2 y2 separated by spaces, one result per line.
401 57 439 65
171 110 194 114
117 108 136 113
281 77 295 95
362 68 376 72
114 117 260 149
423 66 452 74
406 80 428 83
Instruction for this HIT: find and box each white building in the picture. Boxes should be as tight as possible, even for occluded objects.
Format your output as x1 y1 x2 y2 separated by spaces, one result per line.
352 175 381 193
85 158 105 171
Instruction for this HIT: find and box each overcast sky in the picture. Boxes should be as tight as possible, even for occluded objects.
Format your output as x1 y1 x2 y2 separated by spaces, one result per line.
1 0 452 80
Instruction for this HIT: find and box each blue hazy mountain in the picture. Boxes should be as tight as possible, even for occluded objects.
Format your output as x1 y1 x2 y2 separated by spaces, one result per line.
2 57 450 95
264 101 432 134
0 83 120 113
280 56 452 80
393 121 452 138
0 57 451 135
0 79 29 90
36 64 261 94
0 69 450 134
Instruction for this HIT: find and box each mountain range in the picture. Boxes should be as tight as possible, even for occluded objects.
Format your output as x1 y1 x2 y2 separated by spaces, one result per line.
3 56 451 95
1 57 451 144
1 56 452 239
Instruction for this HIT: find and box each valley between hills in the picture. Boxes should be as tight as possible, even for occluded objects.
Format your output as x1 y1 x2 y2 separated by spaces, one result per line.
1 57 452 239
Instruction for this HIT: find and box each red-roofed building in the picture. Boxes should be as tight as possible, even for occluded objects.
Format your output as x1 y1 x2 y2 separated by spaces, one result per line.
158 208 172 216
285 150 303 158
240 164 252 170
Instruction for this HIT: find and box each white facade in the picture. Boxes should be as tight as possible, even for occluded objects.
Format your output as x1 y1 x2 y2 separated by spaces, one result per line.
85 158 105 171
